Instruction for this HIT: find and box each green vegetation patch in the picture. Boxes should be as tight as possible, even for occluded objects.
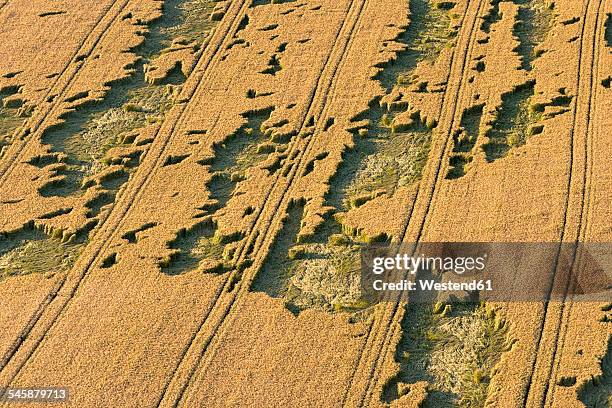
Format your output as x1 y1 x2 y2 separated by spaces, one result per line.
482 82 542 162
578 344 612 407
253 198 371 313
381 0 457 89
346 127 430 203
0 230 82 281
0 97 26 158
210 107 278 179
513 0 556 71
386 302 512 407
162 220 229 275
446 104 483 179
283 242 364 312
63 84 178 177
152 0 219 58
341 112 431 208
410 1 456 63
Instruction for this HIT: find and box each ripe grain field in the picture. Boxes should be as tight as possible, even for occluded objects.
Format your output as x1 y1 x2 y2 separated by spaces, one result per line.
0 0 610 407
0 0 132 181
0 0 146 370
524 1 609 407
155 0 374 405
0 0 245 388
342 0 486 405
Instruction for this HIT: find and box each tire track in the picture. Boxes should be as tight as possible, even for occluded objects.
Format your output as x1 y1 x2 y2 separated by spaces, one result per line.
0 0 250 394
0 0 131 371
523 1 605 406
336 1 470 400
543 0 605 399
0 0 130 182
341 0 487 406
155 1 372 406
361 1 604 405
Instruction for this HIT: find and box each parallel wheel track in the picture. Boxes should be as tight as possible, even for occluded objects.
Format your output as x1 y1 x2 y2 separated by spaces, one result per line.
523 1 606 406
341 0 487 406
0 0 131 182
0 0 250 396
0 0 133 372
155 0 373 405
1 0 606 407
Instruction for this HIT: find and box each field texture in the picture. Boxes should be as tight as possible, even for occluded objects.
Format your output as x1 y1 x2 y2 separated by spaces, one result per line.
0 0 610 406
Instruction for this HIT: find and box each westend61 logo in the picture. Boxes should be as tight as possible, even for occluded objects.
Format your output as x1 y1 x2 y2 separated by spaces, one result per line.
360 242 612 303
